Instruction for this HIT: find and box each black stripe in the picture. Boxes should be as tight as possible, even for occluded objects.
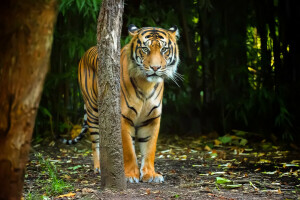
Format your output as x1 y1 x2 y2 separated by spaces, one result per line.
121 88 137 115
122 114 134 126
84 69 98 110
147 100 162 116
91 71 97 98
131 136 135 140
87 110 98 121
90 132 99 135
155 30 167 36
86 48 94 67
141 30 152 36
79 60 83 86
87 49 98 103
131 43 134 61
85 96 98 113
81 128 88 133
92 140 98 143
130 78 144 100
88 126 98 130
86 52 91 77
141 29 167 36
170 59 176 66
147 83 159 100
138 136 151 142
137 115 161 128
87 112 98 123
87 118 98 128
154 85 163 100
168 41 173 58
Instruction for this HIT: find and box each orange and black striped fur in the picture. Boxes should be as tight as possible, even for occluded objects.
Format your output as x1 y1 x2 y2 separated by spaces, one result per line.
75 25 179 183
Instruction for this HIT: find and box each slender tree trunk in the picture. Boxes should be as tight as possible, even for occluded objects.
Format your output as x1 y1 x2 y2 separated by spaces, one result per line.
97 0 126 190
0 1 58 199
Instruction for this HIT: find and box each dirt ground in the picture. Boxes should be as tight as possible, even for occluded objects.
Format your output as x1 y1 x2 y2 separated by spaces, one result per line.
24 132 300 199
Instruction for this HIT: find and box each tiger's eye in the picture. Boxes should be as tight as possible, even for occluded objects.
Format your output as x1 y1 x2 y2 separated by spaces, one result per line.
161 47 169 53
142 47 150 54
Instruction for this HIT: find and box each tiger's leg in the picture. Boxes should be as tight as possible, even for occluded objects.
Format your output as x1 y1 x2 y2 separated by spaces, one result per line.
85 105 100 174
121 117 139 183
78 47 100 174
138 117 164 183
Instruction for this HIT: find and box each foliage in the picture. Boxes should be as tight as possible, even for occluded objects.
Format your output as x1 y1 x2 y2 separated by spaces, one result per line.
35 0 300 142
24 153 73 199
35 0 102 138
37 153 73 195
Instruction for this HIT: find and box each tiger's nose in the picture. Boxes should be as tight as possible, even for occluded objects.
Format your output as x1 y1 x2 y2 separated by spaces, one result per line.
150 66 161 71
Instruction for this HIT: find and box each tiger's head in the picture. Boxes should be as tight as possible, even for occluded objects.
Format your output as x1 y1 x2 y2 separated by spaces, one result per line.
127 24 180 83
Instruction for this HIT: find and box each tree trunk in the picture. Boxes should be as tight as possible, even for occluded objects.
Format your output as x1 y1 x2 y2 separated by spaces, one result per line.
97 0 126 190
0 0 58 199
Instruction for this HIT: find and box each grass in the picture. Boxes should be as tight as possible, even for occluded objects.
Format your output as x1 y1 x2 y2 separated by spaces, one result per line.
24 153 73 199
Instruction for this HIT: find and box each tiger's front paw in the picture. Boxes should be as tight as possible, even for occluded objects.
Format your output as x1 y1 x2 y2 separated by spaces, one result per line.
125 167 140 183
94 167 101 174
93 162 101 174
140 169 164 183
126 175 140 183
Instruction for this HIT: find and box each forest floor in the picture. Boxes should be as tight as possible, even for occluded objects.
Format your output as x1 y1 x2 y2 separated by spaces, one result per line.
23 130 300 200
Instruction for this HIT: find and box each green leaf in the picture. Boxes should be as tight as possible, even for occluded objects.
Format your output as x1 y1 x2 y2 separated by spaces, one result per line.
218 136 232 144
216 177 232 184
239 138 248 146
39 106 52 118
68 165 82 170
233 130 248 136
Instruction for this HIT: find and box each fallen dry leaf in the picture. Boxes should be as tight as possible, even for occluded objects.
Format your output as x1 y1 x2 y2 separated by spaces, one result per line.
204 145 211 151
146 188 151 195
278 188 282 194
214 139 222 146
63 174 71 179
56 192 76 198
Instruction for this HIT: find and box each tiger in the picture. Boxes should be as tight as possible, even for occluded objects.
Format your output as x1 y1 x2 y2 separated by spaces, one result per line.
67 24 180 183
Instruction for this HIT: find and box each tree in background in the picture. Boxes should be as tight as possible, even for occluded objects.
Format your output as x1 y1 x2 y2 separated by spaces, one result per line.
35 0 102 138
97 0 126 189
0 0 58 198
36 0 300 144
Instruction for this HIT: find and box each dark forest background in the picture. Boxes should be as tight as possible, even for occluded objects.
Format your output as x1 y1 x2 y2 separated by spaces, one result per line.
35 0 300 143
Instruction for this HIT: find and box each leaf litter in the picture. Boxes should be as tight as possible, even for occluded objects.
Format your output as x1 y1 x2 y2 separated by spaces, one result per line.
24 130 300 199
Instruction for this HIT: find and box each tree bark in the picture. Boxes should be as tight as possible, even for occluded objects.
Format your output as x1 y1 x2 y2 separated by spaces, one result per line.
0 0 58 199
97 0 126 190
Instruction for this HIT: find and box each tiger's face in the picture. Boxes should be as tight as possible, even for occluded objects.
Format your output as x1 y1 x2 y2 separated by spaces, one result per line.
128 25 180 83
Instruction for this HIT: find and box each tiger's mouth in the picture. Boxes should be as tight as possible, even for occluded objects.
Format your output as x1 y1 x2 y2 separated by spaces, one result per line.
145 72 165 83
146 74 159 77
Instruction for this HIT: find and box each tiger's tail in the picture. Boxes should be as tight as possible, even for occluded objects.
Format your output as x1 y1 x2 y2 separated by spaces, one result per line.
61 104 89 145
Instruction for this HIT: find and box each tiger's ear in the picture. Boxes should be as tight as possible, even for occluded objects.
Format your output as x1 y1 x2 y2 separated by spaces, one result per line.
168 25 180 39
128 24 139 36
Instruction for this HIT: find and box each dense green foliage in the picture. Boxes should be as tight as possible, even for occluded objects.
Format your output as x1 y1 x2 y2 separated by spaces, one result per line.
36 0 101 136
35 0 300 142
